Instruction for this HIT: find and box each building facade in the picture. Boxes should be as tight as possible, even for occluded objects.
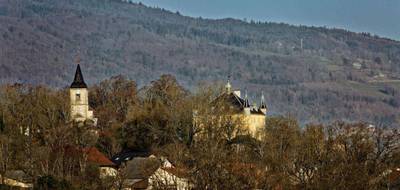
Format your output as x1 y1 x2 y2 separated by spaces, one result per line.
223 79 267 138
194 79 267 139
70 64 96 123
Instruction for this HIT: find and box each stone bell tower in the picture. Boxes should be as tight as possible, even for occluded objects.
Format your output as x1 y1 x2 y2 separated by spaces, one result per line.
70 63 94 122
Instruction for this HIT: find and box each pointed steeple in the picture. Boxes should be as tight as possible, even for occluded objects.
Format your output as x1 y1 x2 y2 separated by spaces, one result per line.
259 91 267 115
243 90 251 115
260 91 267 109
70 63 87 88
244 90 250 108
225 75 232 94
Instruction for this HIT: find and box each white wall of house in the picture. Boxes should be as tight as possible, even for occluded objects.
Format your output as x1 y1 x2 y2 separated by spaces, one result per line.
148 168 190 190
0 176 33 189
99 167 118 178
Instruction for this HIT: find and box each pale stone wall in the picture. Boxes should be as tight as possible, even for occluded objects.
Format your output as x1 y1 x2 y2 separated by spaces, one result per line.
70 88 92 121
242 114 266 138
194 113 266 139
0 175 33 188
99 167 118 178
148 168 190 190
87 110 94 119
229 114 266 139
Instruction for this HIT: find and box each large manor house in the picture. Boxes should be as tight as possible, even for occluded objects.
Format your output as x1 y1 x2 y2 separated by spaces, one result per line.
69 64 268 138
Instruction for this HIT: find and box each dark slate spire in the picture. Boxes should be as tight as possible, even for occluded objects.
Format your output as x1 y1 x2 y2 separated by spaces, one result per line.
244 90 250 108
260 91 267 109
70 64 87 88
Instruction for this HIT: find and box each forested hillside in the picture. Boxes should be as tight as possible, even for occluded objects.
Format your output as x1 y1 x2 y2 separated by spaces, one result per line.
1 0 400 125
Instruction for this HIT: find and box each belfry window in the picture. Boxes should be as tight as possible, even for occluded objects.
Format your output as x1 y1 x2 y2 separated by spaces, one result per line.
76 93 81 101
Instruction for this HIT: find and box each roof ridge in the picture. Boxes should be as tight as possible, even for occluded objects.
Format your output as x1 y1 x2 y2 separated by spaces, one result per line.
232 92 244 107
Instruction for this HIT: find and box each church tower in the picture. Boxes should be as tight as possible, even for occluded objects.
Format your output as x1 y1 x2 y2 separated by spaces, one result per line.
70 63 94 122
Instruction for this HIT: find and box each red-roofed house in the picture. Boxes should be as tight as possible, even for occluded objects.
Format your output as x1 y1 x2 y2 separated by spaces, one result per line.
83 147 117 178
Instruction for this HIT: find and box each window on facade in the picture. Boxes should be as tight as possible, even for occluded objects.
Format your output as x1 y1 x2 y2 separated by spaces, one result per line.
76 93 81 101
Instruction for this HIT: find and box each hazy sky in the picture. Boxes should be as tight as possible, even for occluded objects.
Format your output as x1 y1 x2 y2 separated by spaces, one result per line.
132 0 400 40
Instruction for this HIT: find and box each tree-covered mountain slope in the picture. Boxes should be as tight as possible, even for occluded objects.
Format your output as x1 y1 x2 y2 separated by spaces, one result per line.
1 0 400 125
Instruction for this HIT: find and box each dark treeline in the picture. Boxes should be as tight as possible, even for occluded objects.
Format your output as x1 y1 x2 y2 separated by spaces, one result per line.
0 75 399 189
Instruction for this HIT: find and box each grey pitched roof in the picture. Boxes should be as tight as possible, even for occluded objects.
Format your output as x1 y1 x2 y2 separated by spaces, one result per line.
5 170 32 183
125 157 161 179
111 149 151 166
213 92 245 109
213 91 266 115
70 64 87 88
